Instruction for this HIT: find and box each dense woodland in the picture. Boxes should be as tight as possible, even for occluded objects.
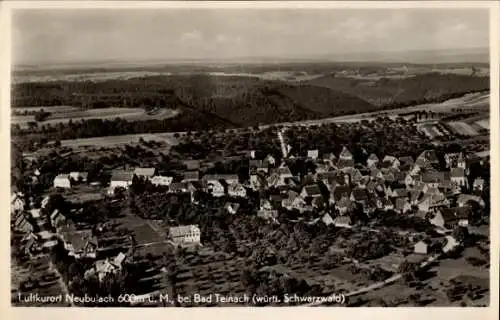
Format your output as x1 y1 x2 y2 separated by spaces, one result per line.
11 73 489 141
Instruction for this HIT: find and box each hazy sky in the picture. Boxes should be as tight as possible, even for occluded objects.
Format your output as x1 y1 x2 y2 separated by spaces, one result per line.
12 8 489 65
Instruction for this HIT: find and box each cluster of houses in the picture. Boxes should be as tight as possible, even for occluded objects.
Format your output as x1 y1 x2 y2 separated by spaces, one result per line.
250 147 487 230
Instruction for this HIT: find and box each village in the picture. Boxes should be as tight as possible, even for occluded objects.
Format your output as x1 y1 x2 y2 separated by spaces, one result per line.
11 114 490 307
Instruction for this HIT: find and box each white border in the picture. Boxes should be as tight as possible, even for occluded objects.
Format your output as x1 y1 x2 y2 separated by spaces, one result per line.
1 2 499 320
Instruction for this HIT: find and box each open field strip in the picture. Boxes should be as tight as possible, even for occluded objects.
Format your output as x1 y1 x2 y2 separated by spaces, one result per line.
447 121 479 136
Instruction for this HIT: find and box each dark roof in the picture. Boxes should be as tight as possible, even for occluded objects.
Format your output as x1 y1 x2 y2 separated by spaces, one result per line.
334 185 352 201
203 174 239 182
395 198 409 210
304 185 322 196
249 160 263 168
422 171 450 183
439 208 458 222
450 167 466 178
339 146 353 159
351 188 368 201
368 154 379 161
456 206 472 219
317 171 338 181
337 158 355 169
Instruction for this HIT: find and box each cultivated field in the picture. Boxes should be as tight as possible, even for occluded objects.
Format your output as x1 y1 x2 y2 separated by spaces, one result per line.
447 121 479 136
12 107 179 128
60 132 179 148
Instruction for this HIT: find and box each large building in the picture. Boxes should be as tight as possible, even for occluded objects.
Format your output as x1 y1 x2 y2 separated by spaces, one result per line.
169 225 201 245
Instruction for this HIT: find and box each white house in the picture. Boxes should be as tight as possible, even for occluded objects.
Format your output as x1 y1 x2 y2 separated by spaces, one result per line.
414 240 429 254
151 176 173 186
339 146 353 161
53 174 72 189
108 171 134 194
307 149 319 160
169 225 201 245
473 177 485 191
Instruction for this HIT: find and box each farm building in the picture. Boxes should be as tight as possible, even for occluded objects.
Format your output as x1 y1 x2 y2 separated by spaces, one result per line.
53 174 72 189
109 171 134 192
224 202 240 215
134 167 156 180
169 225 201 245
60 229 98 259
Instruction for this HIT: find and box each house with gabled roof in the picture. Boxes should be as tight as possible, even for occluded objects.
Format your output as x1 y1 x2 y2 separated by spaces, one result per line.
54 174 72 189
398 156 414 170
450 167 468 188
301 184 323 199
351 187 369 204
337 158 355 169
367 154 379 168
473 177 485 191
430 208 458 229
11 192 25 215
134 167 155 180
456 206 471 227
168 182 189 193
257 209 279 223
382 155 400 169
224 202 241 215
395 198 412 214
263 154 276 166
336 196 352 215
109 170 134 194
414 239 431 254
203 174 239 185
391 188 409 199
339 146 353 161
70 171 88 183
60 229 98 259
205 180 225 197
322 213 335 226
333 216 352 228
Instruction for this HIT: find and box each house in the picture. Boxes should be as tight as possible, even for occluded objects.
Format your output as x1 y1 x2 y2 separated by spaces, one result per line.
151 175 173 186
69 172 88 182
430 208 458 229
249 160 263 174
95 252 126 282
473 177 485 191
53 174 72 189
450 167 468 188
260 199 273 212
277 166 293 179
339 146 353 161
224 202 240 215
367 154 379 168
382 155 400 169
333 216 352 228
182 171 200 183
134 167 155 180
168 182 189 193
12 211 33 233
445 152 461 168
109 171 134 192
183 160 201 171
421 171 451 188
50 209 66 229
267 172 286 188
456 153 467 169
257 210 279 222
301 185 323 199
249 150 257 159
29 208 41 219
250 174 266 190
11 192 25 214
169 225 201 245
371 168 385 181
60 229 98 259
337 158 355 169
395 198 412 214
415 150 440 169
307 149 319 160
414 239 430 254
263 154 276 166
456 206 471 227
391 188 409 199
350 188 369 204
206 180 226 197
457 194 485 208
322 213 335 226
336 197 352 215
203 174 239 185
228 183 247 198
398 156 414 170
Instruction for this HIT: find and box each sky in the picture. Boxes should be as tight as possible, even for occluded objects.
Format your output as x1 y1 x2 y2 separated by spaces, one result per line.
12 8 490 65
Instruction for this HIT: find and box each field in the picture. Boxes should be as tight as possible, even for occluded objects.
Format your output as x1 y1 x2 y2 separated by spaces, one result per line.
12 107 179 128
60 132 179 148
447 121 480 136
475 119 490 130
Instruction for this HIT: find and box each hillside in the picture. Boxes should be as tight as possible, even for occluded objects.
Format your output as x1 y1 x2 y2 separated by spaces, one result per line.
305 73 490 106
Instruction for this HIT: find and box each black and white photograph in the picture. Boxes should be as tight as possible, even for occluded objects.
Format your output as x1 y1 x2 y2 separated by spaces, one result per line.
4 1 498 311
